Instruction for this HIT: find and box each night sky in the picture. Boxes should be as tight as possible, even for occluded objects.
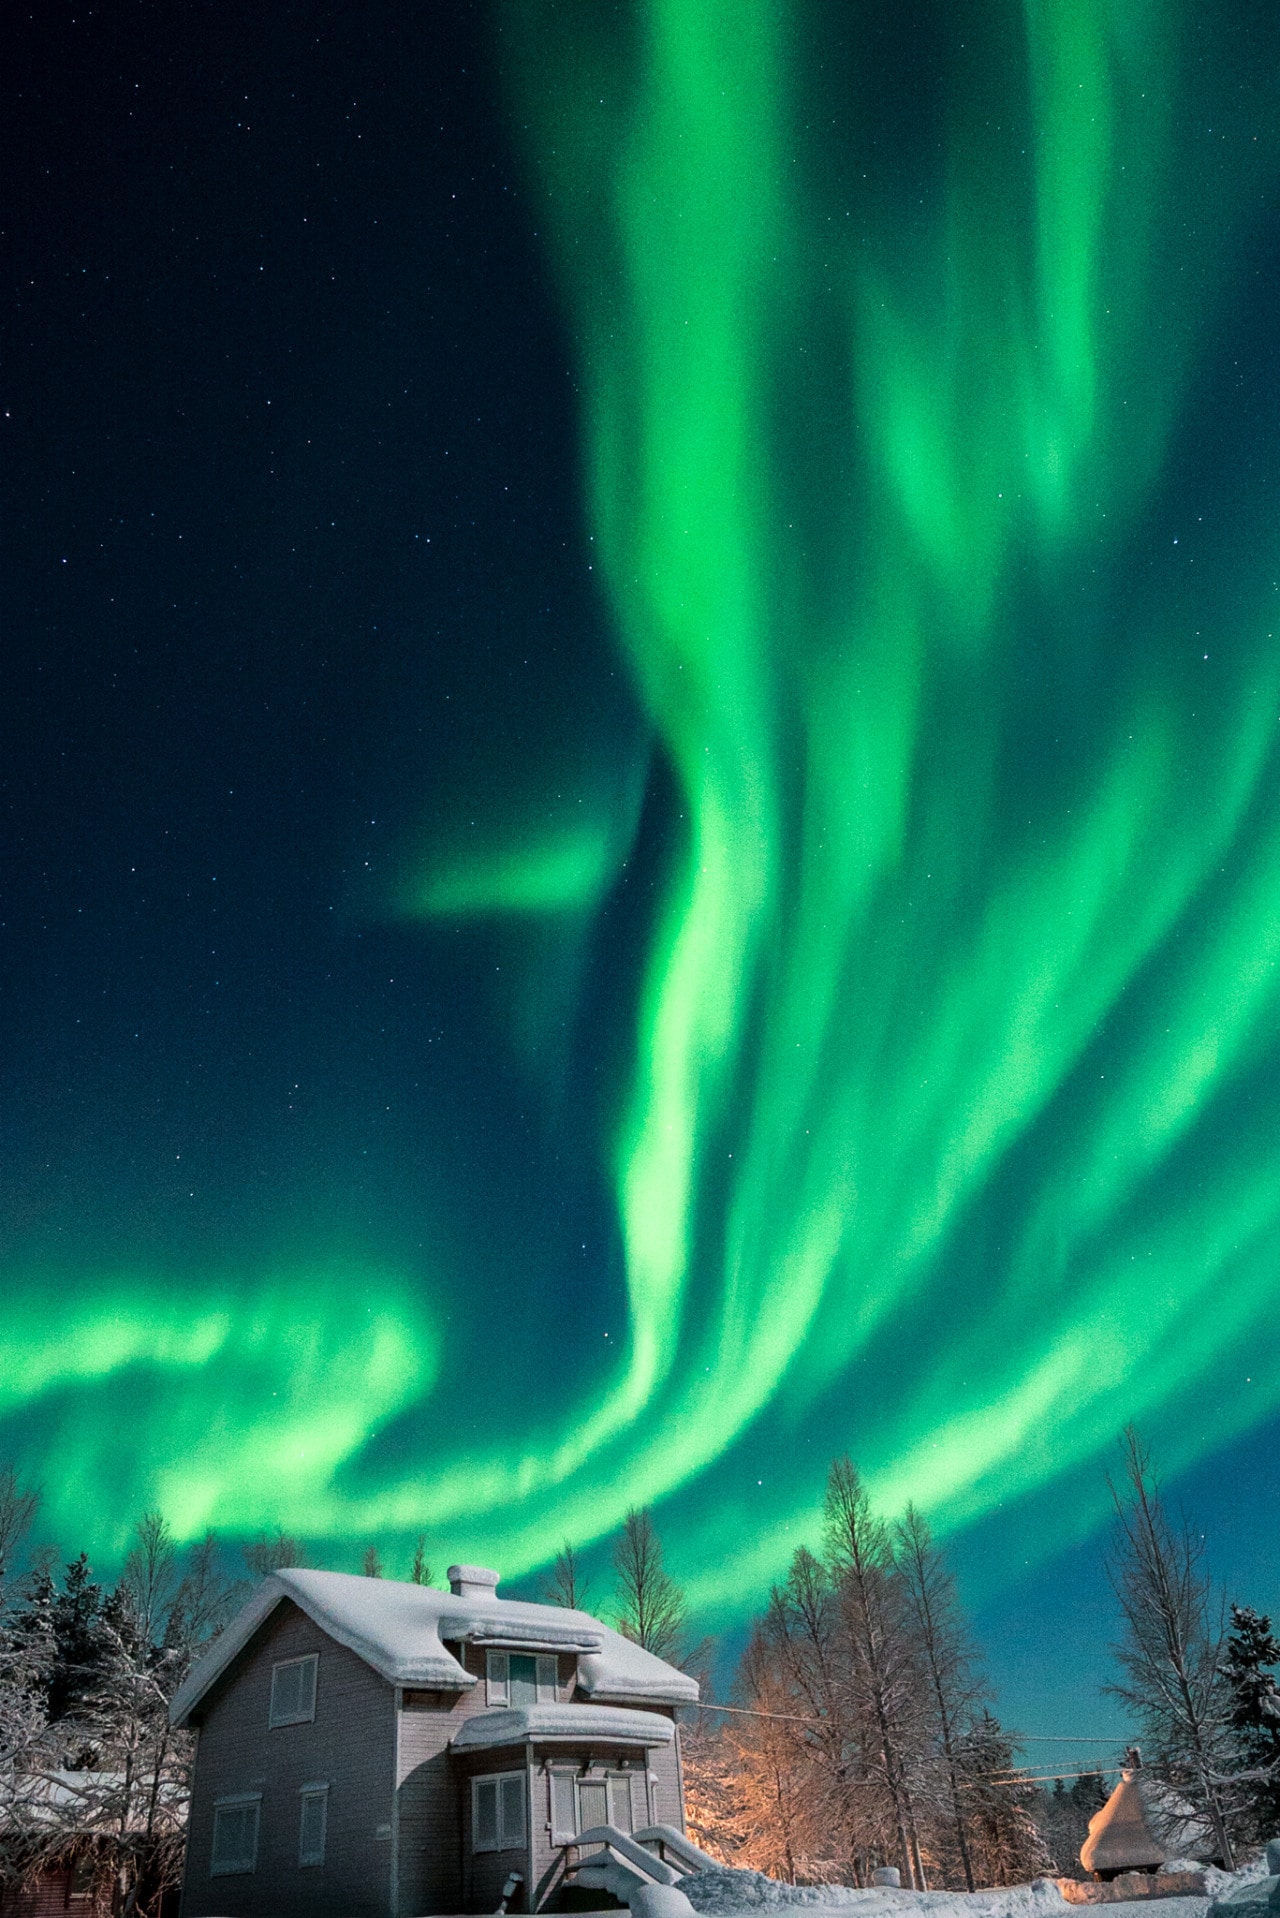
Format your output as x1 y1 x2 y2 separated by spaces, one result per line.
5 0 1280 1739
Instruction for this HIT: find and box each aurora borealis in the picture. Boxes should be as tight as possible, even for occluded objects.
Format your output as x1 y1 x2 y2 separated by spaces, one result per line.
4 0 1280 1663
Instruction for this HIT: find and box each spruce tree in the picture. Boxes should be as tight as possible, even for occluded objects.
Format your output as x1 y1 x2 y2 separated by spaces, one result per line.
1224 1604 1280 1845
48 1554 114 1727
954 1711 1054 1886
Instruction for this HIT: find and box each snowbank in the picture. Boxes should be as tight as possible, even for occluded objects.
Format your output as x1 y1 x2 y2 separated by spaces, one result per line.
681 1868 1073 1918
681 1859 1276 1918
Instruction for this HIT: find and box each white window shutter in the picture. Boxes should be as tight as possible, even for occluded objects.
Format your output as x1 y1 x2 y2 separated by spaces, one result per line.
607 1773 633 1833
535 1655 557 1703
500 1773 526 1847
550 1772 576 1842
486 1650 509 1705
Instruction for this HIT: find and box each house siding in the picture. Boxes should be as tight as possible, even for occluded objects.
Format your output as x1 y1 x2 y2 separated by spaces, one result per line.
181 1601 396 1918
394 1646 586 1916
180 1593 691 1918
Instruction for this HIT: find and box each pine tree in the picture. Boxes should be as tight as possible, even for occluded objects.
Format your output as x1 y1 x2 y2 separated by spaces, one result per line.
48 1554 115 1730
1224 1604 1280 1845
954 1711 1054 1886
410 1537 432 1586
1036 1772 1108 1878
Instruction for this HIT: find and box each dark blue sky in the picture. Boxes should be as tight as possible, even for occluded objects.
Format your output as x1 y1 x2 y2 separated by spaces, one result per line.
4 0 1278 1760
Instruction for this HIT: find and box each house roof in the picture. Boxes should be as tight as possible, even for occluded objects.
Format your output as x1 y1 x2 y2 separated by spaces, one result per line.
450 1703 675 1750
1080 1772 1166 1874
170 1567 699 1726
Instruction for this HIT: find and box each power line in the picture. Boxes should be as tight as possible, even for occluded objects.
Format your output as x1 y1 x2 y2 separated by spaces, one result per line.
696 1703 1123 1747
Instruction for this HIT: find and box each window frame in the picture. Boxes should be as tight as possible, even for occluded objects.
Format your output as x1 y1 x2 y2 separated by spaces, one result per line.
298 1781 329 1868
547 1766 649 1845
471 1770 527 1853
269 1652 319 1728
486 1649 559 1706
211 1794 262 1877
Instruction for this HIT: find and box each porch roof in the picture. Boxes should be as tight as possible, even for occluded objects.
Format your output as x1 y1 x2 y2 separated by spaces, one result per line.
450 1703 675 1751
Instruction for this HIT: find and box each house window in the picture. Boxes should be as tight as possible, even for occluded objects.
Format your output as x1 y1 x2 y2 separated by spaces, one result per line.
269 1653 318 1727
211 1796 261 1876
472 1771 527 1852
549 1769 647 1844
486 1650 558 1707
299 1784 328 1867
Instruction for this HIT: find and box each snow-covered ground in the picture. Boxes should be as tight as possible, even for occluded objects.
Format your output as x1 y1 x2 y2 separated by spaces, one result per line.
679 1858 1275 1918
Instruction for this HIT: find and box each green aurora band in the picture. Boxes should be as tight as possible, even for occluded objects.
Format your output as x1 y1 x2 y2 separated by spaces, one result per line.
9 0 1280 1606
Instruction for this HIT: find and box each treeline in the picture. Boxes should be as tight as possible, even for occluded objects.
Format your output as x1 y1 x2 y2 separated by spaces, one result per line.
1 1433 1276 1910
0 1475 236 1915
673 1459 1051 1889
0 1485 701 1915
669 1437 1280 1890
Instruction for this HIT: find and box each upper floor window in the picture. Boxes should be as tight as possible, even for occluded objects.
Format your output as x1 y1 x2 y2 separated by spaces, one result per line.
472 1771 527 1852
485 1651 558 1707
298 1783 329 1867
211 1795 261 1876
270 1653 318 1727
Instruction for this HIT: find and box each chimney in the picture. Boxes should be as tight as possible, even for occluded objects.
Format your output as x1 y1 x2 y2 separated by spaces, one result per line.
448 1564 500 1601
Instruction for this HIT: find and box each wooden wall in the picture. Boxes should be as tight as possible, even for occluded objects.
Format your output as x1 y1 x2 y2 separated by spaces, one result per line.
182 1601 395 1918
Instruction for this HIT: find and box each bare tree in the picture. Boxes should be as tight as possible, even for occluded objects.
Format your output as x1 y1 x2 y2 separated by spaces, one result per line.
724 1626 812 1882
242 1530 305 1578
119 1515 178 1652
896 1504 986 1890
824 1459 926 1887
1106 1427 1236 1867
168 1532 235 1648
0 1468 39 1594
544 1540 591 1611
612 1509 686 1664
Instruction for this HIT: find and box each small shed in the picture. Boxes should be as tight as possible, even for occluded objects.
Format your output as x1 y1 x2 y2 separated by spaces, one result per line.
1080 1769 1165 1880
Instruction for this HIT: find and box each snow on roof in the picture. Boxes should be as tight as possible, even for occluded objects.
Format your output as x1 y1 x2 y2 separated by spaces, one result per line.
451 1702 675 1750
170 1567 698 1727
1080 1772 1165 1875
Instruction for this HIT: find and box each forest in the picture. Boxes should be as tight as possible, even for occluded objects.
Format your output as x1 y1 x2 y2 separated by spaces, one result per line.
0 1433 1276 1914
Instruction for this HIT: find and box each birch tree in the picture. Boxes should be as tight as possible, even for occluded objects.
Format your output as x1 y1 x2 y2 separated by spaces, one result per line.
896 1504 986 1890
824 1459 928 1888
1106 1428 1236 1867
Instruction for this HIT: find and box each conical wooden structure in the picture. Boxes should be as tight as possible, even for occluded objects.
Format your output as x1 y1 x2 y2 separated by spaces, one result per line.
1081 1770 1165 1879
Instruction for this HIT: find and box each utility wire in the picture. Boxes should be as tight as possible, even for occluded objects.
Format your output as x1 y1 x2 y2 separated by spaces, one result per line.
696 1703 1123 1747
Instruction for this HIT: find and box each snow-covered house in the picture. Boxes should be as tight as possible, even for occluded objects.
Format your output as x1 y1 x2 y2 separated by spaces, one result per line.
169 1563 697 1918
